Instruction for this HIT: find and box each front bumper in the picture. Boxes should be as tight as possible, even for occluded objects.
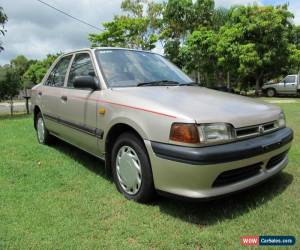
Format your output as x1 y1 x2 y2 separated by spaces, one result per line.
145 127 293 199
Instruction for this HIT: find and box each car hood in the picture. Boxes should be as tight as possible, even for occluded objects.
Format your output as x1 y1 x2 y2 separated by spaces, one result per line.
104 86 281 128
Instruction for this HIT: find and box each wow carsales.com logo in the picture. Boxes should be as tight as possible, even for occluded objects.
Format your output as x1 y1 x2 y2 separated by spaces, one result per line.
240 236 296 246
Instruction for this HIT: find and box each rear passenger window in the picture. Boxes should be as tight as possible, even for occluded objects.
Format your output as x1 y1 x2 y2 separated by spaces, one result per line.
67 53 95 88
45 55 72 87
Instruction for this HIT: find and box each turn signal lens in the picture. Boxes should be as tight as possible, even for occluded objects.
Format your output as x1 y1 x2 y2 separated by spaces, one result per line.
170 123 200 144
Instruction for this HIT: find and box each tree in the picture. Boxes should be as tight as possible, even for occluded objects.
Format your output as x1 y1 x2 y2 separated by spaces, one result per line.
180 27 218 84
161 0 214 65
288 25 300 73
211 7 230 31
90 16 157 50
0 6 8 51
216 5 294 92
23 54 59 87
89 0 162 50
288 44 300 73
10 55 35 114
11 55 32 77
0 65 21 116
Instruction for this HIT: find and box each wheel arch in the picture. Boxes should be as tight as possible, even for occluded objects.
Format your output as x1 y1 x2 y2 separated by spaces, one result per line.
104 121 148 177
33 105 42 130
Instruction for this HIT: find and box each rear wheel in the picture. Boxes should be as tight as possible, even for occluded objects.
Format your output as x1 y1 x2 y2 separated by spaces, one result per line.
111 132 155 203
36 112 52 145
266 88 276 97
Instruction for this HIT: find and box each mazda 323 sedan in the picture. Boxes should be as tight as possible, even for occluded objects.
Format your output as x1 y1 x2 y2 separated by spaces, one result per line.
31 48 293 202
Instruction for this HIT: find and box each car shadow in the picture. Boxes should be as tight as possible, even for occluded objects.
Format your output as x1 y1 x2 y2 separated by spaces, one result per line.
155 172 293 226
50 138 293 226
51 138 110 182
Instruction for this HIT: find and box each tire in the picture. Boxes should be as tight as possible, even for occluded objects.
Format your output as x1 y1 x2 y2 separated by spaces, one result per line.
266 88 276 97
111 132 155 203
35 112 52 145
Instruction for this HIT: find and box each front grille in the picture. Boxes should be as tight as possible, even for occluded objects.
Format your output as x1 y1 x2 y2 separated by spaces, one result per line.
266 151 288 170
212 162 262 187
235 121 278 139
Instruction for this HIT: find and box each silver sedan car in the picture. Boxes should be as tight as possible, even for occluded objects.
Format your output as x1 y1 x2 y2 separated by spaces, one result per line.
31 48 293 202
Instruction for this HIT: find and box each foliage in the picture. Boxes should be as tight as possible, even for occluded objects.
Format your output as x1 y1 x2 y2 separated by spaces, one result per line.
162 0 214 39
162 0 214 65
10 55 33 77
75 1 300 90
0 6 8 51
90 16 158 50
179 4 297 90
0 55 32 105
0 65 21 101
10 55 35 89
180 27 218 83
288 44 300 73
23 54 59 88
0 65 21 115
211 7 230 31
217 5 293 91
89 0 163 50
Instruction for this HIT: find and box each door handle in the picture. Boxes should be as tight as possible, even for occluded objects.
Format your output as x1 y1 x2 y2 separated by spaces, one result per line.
61 95 68 102
38 92 42 96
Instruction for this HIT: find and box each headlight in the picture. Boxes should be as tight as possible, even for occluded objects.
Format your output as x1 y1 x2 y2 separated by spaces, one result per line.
198 123 235 144
277 112 286 128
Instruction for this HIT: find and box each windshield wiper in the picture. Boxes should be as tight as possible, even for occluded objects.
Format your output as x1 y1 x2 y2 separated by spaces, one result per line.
178 82 198 86
137 80 180 87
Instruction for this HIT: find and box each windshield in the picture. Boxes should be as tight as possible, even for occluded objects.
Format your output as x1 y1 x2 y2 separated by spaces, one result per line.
95 49 192 87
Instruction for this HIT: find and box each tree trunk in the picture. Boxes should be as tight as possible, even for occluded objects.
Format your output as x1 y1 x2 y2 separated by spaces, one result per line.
255 72 264 96
227 71 230 88
255 78 260 96
25 89 29 114
10 97 13 116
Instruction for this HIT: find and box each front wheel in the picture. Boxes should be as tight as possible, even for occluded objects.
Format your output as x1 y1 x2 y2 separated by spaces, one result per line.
36 112 52 145
266 88 276 97
111 132 155 203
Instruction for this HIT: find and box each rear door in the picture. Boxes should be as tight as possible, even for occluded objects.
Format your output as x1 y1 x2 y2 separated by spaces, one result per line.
57 52 101 156
41 55 73 134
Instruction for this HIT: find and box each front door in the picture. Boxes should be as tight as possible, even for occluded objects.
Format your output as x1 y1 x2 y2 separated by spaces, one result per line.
283 75 297 94
57 52 102 157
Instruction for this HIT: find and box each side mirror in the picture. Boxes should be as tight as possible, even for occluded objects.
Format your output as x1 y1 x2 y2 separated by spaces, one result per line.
73 76 99 90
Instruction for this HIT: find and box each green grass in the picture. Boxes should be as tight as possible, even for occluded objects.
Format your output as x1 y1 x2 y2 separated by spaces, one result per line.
0 100 299 250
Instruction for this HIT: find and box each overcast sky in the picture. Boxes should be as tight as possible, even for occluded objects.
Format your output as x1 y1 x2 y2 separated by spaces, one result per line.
0 0 299 65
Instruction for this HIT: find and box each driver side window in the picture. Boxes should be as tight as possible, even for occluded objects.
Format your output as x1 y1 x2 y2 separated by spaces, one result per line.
67 53 95 88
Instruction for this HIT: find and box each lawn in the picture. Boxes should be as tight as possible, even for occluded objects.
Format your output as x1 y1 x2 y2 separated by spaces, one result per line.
0 100 299 249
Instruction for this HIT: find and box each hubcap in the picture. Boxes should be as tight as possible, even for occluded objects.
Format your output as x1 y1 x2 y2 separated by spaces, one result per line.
116 146 142 195
268 89 274 97
37 117 45 143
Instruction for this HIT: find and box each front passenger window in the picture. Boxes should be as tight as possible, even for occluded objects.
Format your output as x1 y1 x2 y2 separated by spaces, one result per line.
67 53 95 88
285 76 296 84
45 55 72 87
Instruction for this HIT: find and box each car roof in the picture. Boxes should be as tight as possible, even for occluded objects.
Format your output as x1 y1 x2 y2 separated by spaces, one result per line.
61 47 158 57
